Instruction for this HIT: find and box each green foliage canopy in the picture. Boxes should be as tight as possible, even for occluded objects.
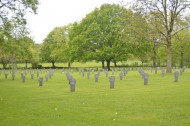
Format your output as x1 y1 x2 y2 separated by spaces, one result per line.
69 4 144 69
40 25 71 68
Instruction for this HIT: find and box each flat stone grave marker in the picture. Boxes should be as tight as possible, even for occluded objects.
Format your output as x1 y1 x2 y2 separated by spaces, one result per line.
115 68 118 72
174 71 179 82
49 73 52 79
119 72 123 80
87 72 90 79
150 68 153 72
22 75 25 83
98 70 100 76
95 74 99 82
24 71 27 76
37 71 39 78
69 78 76 92
109 76 115 89
92 69 94 74
112 70 114 75
50 71 54 77
180 69 183 75
31 74 34 79
12 71 15 74
143 73 148 85
39 77 43 86
182 66 186 72
78 69 82 75
70 69 73 73
66 73 72 81
140 71 145 79
45 74 49 81
61 68 64 73
12 74 15 80
124 70 128 76
162 69 165 77
105 71 108 78
157 67 160 70
78 70 82 75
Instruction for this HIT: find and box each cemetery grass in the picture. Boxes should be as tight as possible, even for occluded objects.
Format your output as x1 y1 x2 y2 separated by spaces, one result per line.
0 69 190 126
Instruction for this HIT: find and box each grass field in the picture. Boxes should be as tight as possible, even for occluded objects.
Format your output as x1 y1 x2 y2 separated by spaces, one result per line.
0 68 190 126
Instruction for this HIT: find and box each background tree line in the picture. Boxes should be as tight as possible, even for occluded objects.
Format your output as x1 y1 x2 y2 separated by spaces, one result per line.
0 0 40 69
41 2 190 72
1 1 190 73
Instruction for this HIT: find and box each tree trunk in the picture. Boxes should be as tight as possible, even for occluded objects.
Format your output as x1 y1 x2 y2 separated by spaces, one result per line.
152 43 157 68
101 60 105 69
25 60 28 69
68 62 71 68
52 61 56 68
106 60 111 71
2 63 7 69
141 60 144 66
157 59 160 67
114 60 117 67
180 48 184 68
166 42 172 73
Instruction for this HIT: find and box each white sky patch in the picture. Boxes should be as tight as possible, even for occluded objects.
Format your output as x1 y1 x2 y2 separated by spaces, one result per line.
25 0 124 43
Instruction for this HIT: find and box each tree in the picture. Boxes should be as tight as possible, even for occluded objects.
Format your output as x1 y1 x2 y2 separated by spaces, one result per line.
30 43 41 69
0 0 38 27
120 10 152 67
134 41 152 66
172 29 190 67
70 4 137 70
0 0 39 69
0 32 36 69
0 28 9 69
0 0 39 39
17 37 35 68
40 26 70 68
0 28 20 69
134 0 190 73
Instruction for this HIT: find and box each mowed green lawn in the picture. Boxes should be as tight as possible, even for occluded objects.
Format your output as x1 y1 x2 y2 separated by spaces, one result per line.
0 68 190 126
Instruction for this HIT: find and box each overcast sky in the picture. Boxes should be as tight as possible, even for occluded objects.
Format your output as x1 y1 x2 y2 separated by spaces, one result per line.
26 0 132 43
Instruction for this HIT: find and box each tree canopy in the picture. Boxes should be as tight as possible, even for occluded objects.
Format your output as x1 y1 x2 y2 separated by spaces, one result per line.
40 25 71 68
0 0 39 69
69 3 149 70
134 0 190 73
